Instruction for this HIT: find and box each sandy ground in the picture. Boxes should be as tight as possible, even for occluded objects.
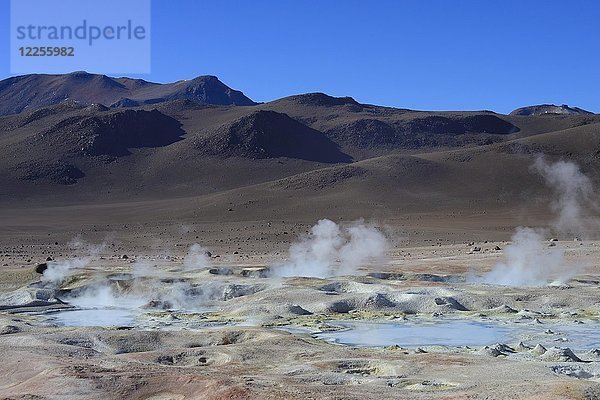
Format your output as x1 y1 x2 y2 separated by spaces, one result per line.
0 214 599 400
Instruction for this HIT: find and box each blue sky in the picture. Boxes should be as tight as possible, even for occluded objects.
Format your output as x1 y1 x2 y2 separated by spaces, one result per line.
1 0 599 113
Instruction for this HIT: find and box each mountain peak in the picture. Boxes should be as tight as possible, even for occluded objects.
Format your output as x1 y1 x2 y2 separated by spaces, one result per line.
280 92 360 107
510 104 593 116
0 72 256 116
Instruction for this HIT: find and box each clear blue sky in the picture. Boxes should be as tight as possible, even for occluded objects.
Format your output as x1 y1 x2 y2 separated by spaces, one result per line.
1 0 599 113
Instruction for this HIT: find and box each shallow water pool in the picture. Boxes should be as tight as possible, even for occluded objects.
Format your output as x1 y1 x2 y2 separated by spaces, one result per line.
317 320 510 347
315 319 600 350
46 308 137 327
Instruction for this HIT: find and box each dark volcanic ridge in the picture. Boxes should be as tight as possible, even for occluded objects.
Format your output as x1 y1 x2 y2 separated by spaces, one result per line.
194 110 351 163
0 72 256 116
510 104 593 116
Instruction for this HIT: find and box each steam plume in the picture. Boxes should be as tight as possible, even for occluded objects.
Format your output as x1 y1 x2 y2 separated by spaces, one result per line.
183 243 212 270
482 157 595 286
533 157 598 237
41 238 105 286
272 219 388 278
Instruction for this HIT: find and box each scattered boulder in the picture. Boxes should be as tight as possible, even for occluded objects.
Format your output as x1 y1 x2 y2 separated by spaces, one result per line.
0 325 20 335
208 267 234 276
35 263 48 274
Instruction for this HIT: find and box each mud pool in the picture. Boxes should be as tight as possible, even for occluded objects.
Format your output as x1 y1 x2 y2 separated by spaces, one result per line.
315 319 600 350
45 308 137 327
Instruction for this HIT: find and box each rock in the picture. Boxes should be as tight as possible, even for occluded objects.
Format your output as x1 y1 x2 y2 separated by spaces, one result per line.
549 238 559 242
0 325 20 335
472 246 481 252
155 355 174 365
121 254 129 259
35 263 48 274
548 242 556 247
494 245 502 251
208 267 234 276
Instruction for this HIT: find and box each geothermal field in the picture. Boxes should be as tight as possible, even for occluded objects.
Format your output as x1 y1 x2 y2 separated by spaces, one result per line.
1 156 600 400
0 73 600 399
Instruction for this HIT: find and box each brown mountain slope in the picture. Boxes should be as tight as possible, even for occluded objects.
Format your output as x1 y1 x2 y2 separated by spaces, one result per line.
1 84 600 221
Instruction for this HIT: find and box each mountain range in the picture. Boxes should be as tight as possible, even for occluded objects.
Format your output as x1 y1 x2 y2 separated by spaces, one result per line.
0 71 598 225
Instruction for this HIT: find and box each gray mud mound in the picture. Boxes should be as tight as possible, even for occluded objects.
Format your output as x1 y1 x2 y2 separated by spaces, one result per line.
541 347 583 362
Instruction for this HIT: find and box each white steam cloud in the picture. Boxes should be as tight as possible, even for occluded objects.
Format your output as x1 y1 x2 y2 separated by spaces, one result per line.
482 227 566 286
533 157 599 236
41 238 105 286
482 157 595 286
183 243 212 270
272 219 389 278
37 237 220 326
41 258 89 286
